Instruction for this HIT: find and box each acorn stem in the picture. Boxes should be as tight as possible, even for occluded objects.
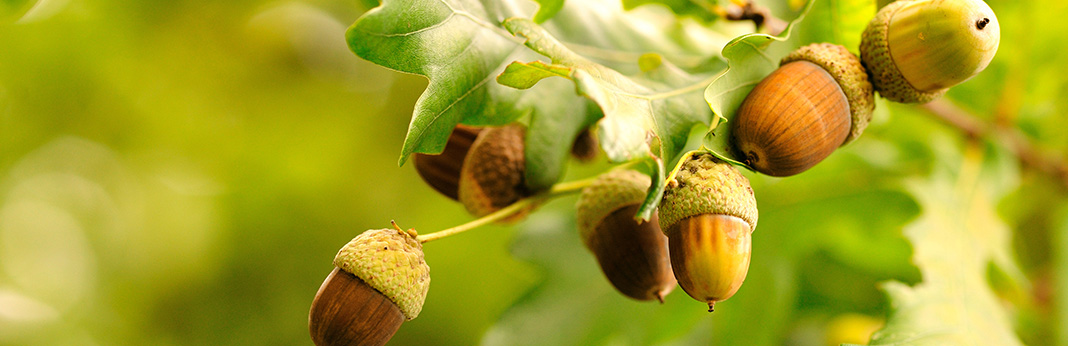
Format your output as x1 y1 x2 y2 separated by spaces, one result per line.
416 176 598 243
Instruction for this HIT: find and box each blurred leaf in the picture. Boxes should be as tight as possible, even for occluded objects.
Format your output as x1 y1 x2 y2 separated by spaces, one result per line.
1056 203 1068 346
858 145 1024 346
701 0 812 167
538 0 737 74
532 0 563 23
621 0 720 22
797 0 875 53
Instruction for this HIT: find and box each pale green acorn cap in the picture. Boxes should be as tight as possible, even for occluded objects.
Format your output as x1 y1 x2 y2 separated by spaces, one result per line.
658 154 758 233
334 227 430 320
576 169 652 246
782 43 875 145
860 0 946 104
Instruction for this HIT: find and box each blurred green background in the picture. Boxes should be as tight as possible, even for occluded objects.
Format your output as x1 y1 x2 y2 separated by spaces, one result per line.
1 0 1065 345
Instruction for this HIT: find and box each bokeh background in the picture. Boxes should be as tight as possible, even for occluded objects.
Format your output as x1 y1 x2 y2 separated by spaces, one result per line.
1 0 1065 345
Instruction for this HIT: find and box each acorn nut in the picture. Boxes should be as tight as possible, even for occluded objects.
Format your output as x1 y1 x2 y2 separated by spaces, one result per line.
659 153 758 312
413 124 482 200
860 0 1000 103
570 127 599 163
731 43 875 177
576 169 675 302
309 223 430 346
458 124 533 222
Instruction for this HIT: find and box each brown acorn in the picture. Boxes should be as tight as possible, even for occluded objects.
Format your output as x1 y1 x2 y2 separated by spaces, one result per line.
412 125 482 200
576 169 675 302
658 153 758 311
309 224 430 346
570 128 599 163
457 124 533 221
731 43 875 177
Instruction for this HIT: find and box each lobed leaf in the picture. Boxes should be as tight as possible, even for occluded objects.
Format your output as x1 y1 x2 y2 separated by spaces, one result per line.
854 146 1025 346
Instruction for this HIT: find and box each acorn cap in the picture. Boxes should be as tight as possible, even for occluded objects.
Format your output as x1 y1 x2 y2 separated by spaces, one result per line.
860 0 999 103
782 43 875 144
658 153 757 232
576 169 651 243
334 227 430 320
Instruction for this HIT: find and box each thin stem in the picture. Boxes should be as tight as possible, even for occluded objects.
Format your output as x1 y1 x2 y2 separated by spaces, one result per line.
416 177 597 243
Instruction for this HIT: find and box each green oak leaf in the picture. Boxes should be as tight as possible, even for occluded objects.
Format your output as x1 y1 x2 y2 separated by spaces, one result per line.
539 0 739 74
702 0 813 167
500 17 713 165
346 0 543 165
853 147 1025 346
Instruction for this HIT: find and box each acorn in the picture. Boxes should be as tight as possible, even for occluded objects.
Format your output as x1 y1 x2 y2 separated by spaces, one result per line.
570 128 599 163
309 223 430 346
576 169 675 302
731 43 875 177
658 153 758 311
412 125 482 200
860 0 1000 103
458 124 533 221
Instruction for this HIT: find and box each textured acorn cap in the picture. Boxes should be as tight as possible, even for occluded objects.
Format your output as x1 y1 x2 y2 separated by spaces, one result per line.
334 227 430 320
782 43 875 144
576 169 651 243
658 154 758 233
861 0 999 104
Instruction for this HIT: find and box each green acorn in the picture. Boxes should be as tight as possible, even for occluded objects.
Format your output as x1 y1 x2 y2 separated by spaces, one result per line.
309 223 430 346
576 169 675 302
731 43 875 177
659 153 758 311
860 0 1000 103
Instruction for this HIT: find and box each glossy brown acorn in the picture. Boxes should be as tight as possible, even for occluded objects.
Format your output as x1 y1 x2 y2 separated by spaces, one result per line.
732 61 851 177
309 268 404 346
308 226 430 346
576 169 675 302
665 214 752 312
731 43 874 177
412 125 481 200
587 206 675 301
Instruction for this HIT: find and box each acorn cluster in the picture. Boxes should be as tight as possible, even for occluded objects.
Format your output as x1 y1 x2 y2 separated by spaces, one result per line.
732 0 999 177
308 0 1000 344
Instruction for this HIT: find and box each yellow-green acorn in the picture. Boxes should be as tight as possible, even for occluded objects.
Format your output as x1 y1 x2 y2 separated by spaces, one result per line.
309 224 430 346
732 43 875 177
458 124 533 221
860 0 1000 103
658 153 758 311
576 169 675 302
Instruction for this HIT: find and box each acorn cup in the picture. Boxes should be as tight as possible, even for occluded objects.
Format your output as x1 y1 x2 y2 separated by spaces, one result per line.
458 124 534 222
658 153 758 312
309 223 430 346
861 0 1000 103
576 170 676 302
412 125 482 200
731 43 875 177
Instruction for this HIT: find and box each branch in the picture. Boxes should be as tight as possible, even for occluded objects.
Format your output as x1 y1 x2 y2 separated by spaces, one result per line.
919 99 1068 190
